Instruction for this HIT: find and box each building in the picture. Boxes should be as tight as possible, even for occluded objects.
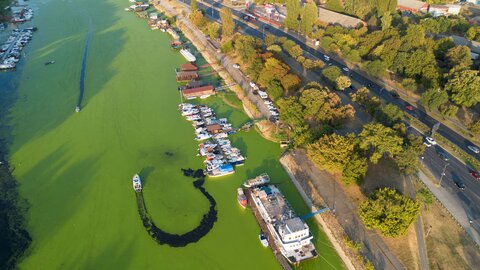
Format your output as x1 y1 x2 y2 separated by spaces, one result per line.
182 85 215 99
449 35 480 60
317 7 366 28
428 5 461 17
180 63 198 72
206 123 222 134
397 0 429 13
175 70 198 82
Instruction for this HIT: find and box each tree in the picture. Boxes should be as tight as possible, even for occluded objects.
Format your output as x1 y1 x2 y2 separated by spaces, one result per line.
350 87 380 115
394 135 425 175
420 88 448 110
207 22 220 40
307 133 357 174
400 24 425 52
266 44 282 53
364 60 386 77
299 88 354 124
335 75 351 90
190 0 198 11
301 1 318 36
445 70 480 108
285 0 302 29
445 46 472 70
189 10 206 27
220 7 234 39
246 57 263 81
439 104 458 118
381 12 392 31
375 104 404 127
343 154 369 185
288 45 303 59
433 37 455 59
416 188 433 210
234 36 257 62
322 66 341 84
359 188 420 237
280 73 301 93
258 58 290 87
359 123 403 164
468 120 480 135
277 97 305 130
265 34 276 47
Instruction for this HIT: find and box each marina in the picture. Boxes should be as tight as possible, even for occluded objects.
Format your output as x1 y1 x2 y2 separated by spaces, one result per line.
0 28 35 71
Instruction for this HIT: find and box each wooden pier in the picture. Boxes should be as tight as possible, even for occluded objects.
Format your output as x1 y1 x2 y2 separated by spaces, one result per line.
245 189 294 270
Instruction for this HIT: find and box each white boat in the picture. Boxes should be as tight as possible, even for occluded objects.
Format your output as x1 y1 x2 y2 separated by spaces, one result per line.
133 174 142 192
195 132 211 141
186 114 201 121
243 173 270 188
180 49 196 62
259 232 269 247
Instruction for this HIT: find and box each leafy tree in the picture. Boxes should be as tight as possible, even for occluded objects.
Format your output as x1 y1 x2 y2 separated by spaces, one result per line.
364 60 386 77
433 37 455 59
265 34 276 47
359 188 420 237
189 10 206 27
445 70 480 107
288 45 303 59
301 1 318 36
234 36 257 62
282 39 297 52
375 104 404 127
307 133 357 174
394 135 425 175
220 40 233 53
191 0 198 11
322 66 342 84
266 44 282 53
381 12 392 31
220 7 235 39
277 97 305 130
350 87 380 115
343 154 369 185
258 58 290 87
285 0 302 29
326 0 344 13
335 75 351 90
300 88 355 124
420 88 448 110
445 46 472 71
267 80 284 100
468 120 480 135
416 188 433 210
439 104 458 118
246 57 263 81
402 78 417 92
466 26 480 42
207 22 220 40
359 123 404 164
280 73 301 93
400 25 425 52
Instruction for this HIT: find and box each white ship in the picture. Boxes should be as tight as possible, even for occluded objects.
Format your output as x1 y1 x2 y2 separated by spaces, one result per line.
243 173 270 188
180 49 196 62
132 174 142 192
250 185 317 264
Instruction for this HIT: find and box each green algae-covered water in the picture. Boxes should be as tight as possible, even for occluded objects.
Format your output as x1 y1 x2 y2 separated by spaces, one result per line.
2 0 345 269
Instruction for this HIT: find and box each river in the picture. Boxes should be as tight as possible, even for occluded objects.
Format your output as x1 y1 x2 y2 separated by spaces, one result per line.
1 0 344 269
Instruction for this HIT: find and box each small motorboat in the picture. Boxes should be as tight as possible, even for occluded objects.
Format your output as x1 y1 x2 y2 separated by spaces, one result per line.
132 174 142 192
237 188 247 208
44 60 55 66
259 232 269 247
244 173 270 188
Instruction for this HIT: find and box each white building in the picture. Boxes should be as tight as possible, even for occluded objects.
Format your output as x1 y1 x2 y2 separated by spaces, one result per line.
428 5 461 17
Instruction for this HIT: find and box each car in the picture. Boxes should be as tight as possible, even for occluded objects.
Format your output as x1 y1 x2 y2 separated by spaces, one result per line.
467 145 479 154
328 63 333 66
342 67 349 72
405 104 414 111
410 112 419 119
453 180 466 190
438 152 449 161
324 55 330 61
424 141 432 147
425 136 436 145
470 171 480 180
252 90 258 95
390 91 400 99
249 81 256 88
233 63 240 69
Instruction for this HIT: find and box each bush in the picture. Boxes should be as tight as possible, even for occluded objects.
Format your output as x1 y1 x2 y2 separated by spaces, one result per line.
220 40 233 53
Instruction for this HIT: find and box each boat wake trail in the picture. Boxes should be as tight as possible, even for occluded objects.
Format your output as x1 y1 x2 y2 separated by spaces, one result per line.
77 18 92 111
135 169 218 247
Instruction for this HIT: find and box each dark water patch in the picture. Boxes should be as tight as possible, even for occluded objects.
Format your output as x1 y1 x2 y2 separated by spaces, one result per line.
136 168 217 247
77 18 93 110
0 159 31 270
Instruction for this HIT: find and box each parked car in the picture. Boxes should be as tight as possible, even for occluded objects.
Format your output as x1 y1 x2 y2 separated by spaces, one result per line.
438 152 449 161
453 180 466 190
405 104 414 111
342 67 349 72
233 63 240 69
249 81 256 88
390 91 400 99
467 145 479 154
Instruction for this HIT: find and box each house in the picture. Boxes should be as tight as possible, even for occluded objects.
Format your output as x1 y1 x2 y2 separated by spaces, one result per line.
206 123 223 134
176 71 198 82
397 0 429 13
317 7 366 28
180 63 198 72
182 85 215 99
428 5 461 17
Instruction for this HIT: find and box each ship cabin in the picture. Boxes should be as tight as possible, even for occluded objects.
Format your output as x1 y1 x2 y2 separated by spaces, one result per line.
180 63 198 72
176 70 198 82
206 123 222 134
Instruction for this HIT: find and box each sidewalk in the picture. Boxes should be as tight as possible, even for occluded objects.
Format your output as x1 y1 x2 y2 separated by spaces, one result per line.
418 170 480 247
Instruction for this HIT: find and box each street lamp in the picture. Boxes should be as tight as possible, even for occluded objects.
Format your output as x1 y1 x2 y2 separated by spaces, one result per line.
439 163 450 187
420 156 424 167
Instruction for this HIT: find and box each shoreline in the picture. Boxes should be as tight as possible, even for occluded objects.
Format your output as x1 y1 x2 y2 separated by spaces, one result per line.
151 1 358 269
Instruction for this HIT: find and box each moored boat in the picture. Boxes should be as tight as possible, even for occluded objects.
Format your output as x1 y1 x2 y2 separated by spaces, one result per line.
243 173 270 188
132 174 142 192
259 232 269 247
237 188 247 208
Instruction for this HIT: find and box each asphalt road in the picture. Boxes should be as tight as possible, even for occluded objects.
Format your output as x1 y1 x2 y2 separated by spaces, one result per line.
184 0 480 240
192 0 480 164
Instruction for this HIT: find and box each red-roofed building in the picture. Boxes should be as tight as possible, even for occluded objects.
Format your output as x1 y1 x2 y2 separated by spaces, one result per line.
182 85 215 99
181 63 198 71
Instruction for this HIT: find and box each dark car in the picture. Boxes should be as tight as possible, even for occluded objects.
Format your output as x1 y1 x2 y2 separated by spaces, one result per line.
390 91 400 99
409 112 419 119
454 180 466 190
438 152 449 161
470 171 480 180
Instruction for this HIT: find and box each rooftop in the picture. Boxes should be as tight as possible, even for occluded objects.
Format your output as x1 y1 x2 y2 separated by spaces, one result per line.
317 7 365 28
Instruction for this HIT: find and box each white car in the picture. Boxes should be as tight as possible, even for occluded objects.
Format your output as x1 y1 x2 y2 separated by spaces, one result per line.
233 63 240 69
342 67 349 72
249 81 256 88
425 137 437 146
264 100 273 105
467 145 480 154
324 55 330 60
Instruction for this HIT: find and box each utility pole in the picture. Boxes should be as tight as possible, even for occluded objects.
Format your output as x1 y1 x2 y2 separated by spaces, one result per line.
439 163 449 186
